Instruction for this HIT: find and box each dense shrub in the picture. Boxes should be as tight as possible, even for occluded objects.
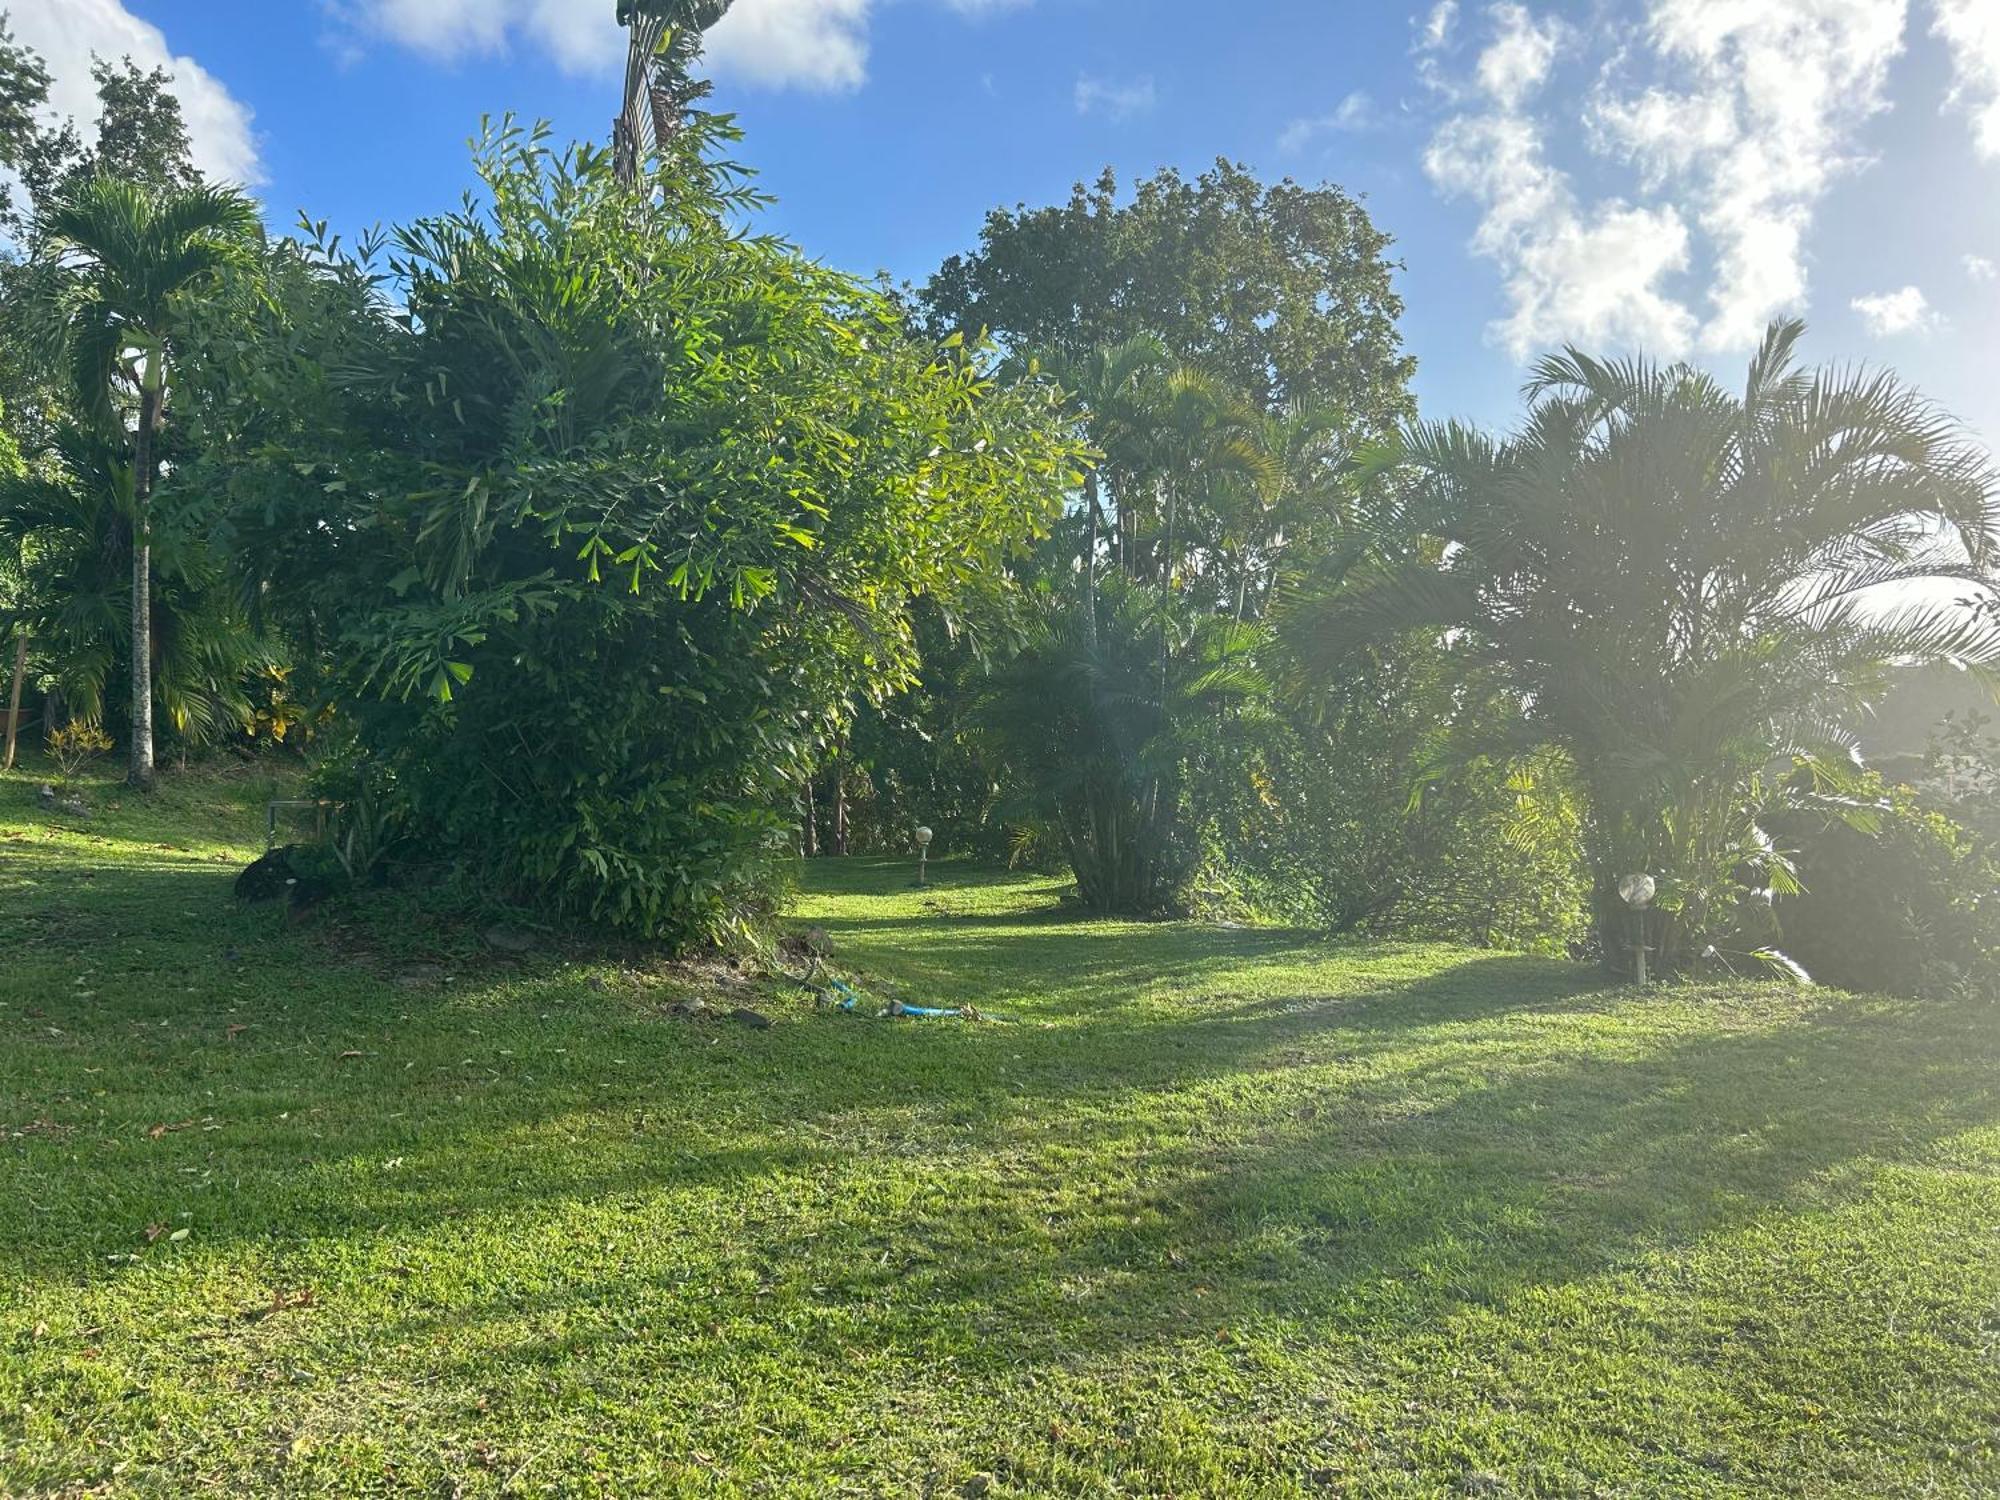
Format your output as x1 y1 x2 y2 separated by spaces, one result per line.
1766 778 2000 997
1208 641 1590 950
205 121 1075 948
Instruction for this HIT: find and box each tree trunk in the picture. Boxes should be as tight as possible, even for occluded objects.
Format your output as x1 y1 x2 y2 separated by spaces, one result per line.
3 627 26 771
832 749 849 857
1157 481 1176 717
1082 468 1103 653
802 777 818 858
129 379 158 790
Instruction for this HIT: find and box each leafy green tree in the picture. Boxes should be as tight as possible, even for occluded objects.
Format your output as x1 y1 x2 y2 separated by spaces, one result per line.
0 40 205 240
0 12 50 227
33 175 259 787
20 56 202 210
1284 321 2000 974
206 119 1076 946
922 162 1415 432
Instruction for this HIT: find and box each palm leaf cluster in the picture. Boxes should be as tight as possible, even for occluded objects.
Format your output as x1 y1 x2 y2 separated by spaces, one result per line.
36 177 258 433
0 425 266 742
1284 319 2000 971
614 0 733 187
980 575 1261 913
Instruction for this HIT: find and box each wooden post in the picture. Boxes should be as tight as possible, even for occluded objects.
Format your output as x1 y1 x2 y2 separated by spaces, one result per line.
3 628 26 772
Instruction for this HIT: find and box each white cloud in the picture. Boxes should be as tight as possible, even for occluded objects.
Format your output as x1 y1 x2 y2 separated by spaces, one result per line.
1852 284 1940 335
1968 253 1998 281
1074 73 1156 122
1419 1 1460 52
707 0 873 90
1427 110 1695 358
1475 2 1562 109
1423 0 1908 361
1627 0 1906 351
335 0 1022 92
1424 4 1694 358
1279 91 1375 153
1933 0 2000 159
8 0 261 184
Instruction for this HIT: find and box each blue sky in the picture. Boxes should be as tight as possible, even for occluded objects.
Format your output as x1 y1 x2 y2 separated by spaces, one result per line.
17 1 2000 442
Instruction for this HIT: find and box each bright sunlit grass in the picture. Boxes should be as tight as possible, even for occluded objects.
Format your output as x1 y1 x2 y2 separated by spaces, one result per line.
2 762 1996 1495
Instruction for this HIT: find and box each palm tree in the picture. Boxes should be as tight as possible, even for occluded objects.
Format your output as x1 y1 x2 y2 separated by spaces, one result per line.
1 544 27 771
1283 320 2000 974
0 424 265 754
980 575 1261 913
614 0 734 186
989 344 1296 913
35 175 258 787
1044 336 1173 640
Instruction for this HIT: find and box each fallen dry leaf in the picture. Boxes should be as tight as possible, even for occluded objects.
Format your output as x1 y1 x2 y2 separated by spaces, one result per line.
226 1024 248 1039
144 1222 166 1243
338 1050 364 1061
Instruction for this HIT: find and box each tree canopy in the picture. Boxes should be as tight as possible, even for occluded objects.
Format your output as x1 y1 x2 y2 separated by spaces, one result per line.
920 161 1416 434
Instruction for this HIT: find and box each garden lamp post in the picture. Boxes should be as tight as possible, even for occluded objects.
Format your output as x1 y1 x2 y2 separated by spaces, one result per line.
1618 873 1656 984
915 825 934 887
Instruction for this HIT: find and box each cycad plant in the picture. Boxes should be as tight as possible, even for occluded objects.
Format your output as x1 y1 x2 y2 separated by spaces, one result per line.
1284 320 2000 974
35 175 258 786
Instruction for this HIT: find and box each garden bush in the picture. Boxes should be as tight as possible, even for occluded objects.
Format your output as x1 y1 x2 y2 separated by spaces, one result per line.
206 120 1075 948
1767 777 2000 997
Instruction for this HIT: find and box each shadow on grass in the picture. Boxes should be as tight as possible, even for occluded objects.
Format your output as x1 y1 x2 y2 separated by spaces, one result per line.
6 841 1997 1451
292 978 2000 1417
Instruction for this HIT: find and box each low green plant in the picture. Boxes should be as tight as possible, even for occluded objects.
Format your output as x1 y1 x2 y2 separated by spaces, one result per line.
43 719 109 790
1763 771 2000 997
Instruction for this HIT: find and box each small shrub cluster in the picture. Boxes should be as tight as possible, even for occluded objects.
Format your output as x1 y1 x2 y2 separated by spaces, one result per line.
1766 778 2000 998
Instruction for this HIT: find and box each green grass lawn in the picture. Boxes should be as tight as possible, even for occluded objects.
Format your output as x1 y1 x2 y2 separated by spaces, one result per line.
2 760 1997 1496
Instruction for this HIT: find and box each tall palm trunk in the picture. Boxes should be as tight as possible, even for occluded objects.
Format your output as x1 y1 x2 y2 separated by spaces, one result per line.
831 742 849 857
1082 468 1104 652
128 373 159 790
3 627 26 770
